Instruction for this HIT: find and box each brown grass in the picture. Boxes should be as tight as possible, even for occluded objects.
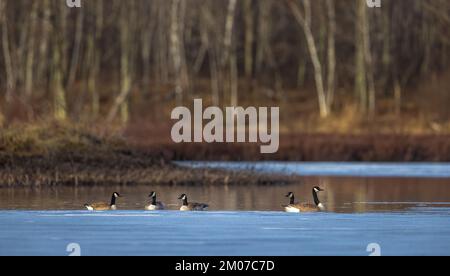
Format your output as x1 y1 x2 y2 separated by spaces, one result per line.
149 133 450 162
0 123 294 187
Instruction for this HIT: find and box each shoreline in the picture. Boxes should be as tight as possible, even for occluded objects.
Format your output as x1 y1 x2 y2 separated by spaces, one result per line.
0 152 295 188
133 133 450 162
1 125 450 187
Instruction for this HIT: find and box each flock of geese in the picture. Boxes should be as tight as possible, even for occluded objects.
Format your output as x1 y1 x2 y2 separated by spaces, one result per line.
84 186 325 213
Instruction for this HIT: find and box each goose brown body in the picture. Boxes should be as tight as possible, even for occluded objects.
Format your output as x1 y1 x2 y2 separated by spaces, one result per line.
283 203 321 212
283 188 325 213
178 194 209 211
145 202 165 211
84 192 121 211
85 202 112 211
145 192 165 210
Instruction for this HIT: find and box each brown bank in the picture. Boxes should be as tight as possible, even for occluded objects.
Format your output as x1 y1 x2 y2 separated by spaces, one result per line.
1 123 450 187
0 124 293 188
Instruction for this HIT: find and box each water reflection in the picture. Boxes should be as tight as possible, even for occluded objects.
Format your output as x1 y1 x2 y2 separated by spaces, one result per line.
1 176 450 212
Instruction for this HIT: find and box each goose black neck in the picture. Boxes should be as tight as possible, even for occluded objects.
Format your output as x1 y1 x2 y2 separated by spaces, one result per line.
313 190 320 206
110 195 116 206
151 196 157 205
289 195 295 205
182 198 188 206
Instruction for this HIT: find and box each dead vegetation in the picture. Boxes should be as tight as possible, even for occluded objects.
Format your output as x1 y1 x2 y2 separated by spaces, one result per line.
0 123 294 187
157 133 450 162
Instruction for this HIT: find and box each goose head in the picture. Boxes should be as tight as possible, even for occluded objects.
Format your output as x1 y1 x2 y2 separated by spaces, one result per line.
313 187 324 193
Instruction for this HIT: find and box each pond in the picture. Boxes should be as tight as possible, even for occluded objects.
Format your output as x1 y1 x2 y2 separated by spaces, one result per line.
1 210 450 256
0 162 450 256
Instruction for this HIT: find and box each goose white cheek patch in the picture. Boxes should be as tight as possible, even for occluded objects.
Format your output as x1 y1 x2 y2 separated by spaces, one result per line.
171 99 280 154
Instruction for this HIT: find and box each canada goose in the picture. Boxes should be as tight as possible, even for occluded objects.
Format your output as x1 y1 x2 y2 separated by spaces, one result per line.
283 187 325 212
178 194 209 211
145 191 165 210
84 192 122 211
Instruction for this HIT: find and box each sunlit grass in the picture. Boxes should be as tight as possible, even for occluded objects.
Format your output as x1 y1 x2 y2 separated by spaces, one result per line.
0 121 125 156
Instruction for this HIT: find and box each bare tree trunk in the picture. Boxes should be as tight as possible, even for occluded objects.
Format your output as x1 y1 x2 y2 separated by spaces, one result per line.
0 0 448 127
287 0 329 118
17 6 29 88
355 0 376 117
170 0 184 105
355 0 367 114
223 0 237 66
178 0 190 98
1 0 15 103
326 0 336 111
209 48 220 105
67 7 84 89
223 0 238 106
381 3 391 91
394 77 402 115
0 0 5 123
86 0 103 118
37 0 51 87
156 2 169 84
363 8 376 117
107 1 133 124
256 0 269 74
230 45 238 107
141 1 156 90
243 0 254 79
25 1 39 98
51 2 68 121
199 5 220 105
60 6 69 80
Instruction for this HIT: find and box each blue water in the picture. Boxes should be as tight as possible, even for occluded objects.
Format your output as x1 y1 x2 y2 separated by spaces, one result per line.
2 162 450 256
1 209 450 256
177 162 450 178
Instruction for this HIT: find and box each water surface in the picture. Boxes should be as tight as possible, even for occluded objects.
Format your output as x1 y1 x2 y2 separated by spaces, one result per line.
1 162 450 256
1 210 449 256
1 177 450 212
178 161 450 178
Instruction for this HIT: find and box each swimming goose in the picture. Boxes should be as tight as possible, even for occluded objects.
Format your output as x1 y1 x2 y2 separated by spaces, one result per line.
283 187 325 212
178 194 209 211
84 192 122 211
145 191 165 210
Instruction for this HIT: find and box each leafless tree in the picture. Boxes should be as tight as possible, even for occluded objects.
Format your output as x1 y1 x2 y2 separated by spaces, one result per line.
0 0 448 124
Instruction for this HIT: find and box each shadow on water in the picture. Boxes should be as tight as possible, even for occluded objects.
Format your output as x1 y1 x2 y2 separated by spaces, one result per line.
1 176 450 213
